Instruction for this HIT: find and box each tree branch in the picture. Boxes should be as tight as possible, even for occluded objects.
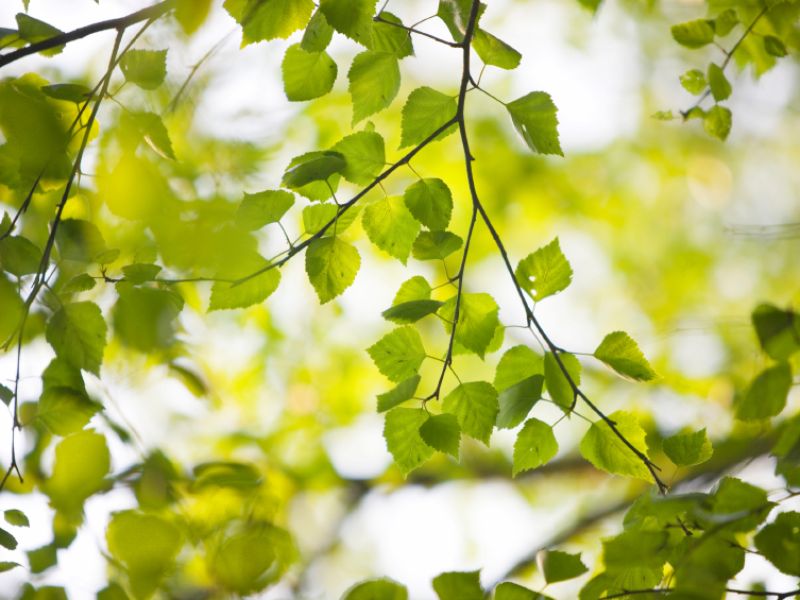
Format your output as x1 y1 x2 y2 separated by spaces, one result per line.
0 0 173 69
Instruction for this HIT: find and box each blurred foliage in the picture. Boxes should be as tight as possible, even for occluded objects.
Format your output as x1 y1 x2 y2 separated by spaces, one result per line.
0 0 799 598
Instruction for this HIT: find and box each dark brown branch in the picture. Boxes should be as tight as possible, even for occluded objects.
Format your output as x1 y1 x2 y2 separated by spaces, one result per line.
0 0 173 69
373 14 461 48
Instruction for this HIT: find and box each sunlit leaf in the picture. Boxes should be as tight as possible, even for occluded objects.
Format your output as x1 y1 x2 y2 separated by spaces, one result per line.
343 578 409 600
301 9 334 52
332 131 386 185
540 550 588 583
377 374 420 412
282 44 337 101
224 0 314 44
494 345 543 392
442 381 498 445
754 512 800 576
305 237 360 303
671 19 715 48
439 293 501 358
579 411 653 482
420 413 461 458
412 231 463 260
349 51 401 124
119 49 167 90
543 352 581 412
0 235 40 276
473 29 521 70
400 87 457 148
515 238 572 300
497 375 543 429
432 571 483 600
507 92 562 156
593 331 656 382
513 418 558 476
384 407 434 475
362 196 421 264
368 326 426 382
663 428 713 467
735 362 792 421
44 430 110 517
320 0 377 46
46 302 107 375
403 178 453 231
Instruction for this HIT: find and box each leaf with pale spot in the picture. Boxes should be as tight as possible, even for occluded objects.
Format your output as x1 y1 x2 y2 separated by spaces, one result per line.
515 238 572 300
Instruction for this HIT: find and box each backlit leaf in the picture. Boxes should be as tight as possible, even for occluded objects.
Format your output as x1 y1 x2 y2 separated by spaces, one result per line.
377 374 420 412
119 49 167 90
671 19 715 48
305 237 360 303
403 178 453 231
442 381 499 445
663 428 713 466
494 345 543 392
371 12 414 58
707 63 731 102
343 578 409 600
754 512 800 576
0 235 40 276
540 550 588 583
301 9 334 52
515 238 572 300
368 326 426 382
333 131 386 185
432 571 483 600
400 87 457 148
46 302 107 375
384 407 434 475
593 331 656 382
235 190 295 230
320 0 377 47
224 0 314 45
735 362 792 421
543 352 581 412
420 413 461 458
439 293 501 358
382 300 443 324
507 92 562 156
473 29 521 70
44 430 110 517
703 105 732 141
362 196 421 264
497 375 543 429
348 51 401 124
513 418 558 476
282 44 337 101
412 231 463 260
579 411 653 482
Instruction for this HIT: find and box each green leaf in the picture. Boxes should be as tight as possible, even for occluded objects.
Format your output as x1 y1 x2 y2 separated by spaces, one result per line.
362 196 421 264
55 219 106 263
403 178 453 231
432 571 483 600
754 511 800 576
348 51 401 125
96 583 129 600
46 302 107 375
42 357 87 394
540 550 588 583
122 263 162 284
282 151 346 188
494 582 545 600
176 0 212 34
320 0 377 46
236 190 295 230
703 104 732 141
28 544 57 574
412 231 463 260
707 63 732 102
472 29 521 70
368 326 426 382
301 9 334 52
507 91 562 156
224 0 314 45
751 303 800 361
113 285 183 351
37 386 100 436
400 87 458 148
513 418 558 476
332 131 386 185
735 362 792 421
706 476 772 533
0 235 40 276
107 511 182 599
282 44 338 102
4 509 29 528
0 384 12 406
192 462 262 490
16 14 64 55
515 238 572 300
377 375 420 412
119 49 167 90
543 352 581 412
497 375 543 429
577 0 602 12
129 112 176 160
61 273 96 295
305 237 361 303
714 9 738 36
208 524 295 594
343 578 409 600
393 276 431 304
680 69 707 95
439 293 501 358
671 19 715 48
663 428 713 467
0 275 23 344
442 381 499 445
209 262 280 311
44 430 110 517
371 12 414 58
383 300 443 324
764 35 788 57
303 203 359 237
494 345 543 392
420 413 461 458
593 331 656 382
0 527 17 550
437 0 486 42
384 408 434 475
41 83 93 103
579 411 653 482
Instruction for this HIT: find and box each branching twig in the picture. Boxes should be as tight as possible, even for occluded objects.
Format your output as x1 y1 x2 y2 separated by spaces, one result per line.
0 0 174 69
